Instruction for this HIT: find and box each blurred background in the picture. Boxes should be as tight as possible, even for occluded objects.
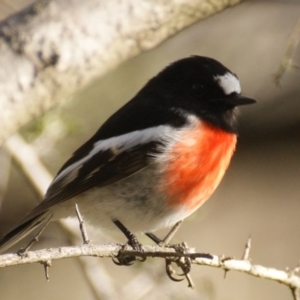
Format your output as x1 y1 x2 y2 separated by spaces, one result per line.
0 0 300 299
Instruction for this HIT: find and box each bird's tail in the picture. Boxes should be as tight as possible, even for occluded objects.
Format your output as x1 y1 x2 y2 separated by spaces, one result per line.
0 213 50 254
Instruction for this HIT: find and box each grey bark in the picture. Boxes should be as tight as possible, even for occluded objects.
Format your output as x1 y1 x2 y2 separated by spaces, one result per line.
0 0 241 145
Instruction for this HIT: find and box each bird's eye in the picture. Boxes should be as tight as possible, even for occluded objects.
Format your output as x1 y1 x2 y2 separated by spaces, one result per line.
192 84 205 96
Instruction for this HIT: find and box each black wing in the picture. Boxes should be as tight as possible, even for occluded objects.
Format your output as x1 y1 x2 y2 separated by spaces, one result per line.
18 95 187 222
0 80 189 253
36 141 160 214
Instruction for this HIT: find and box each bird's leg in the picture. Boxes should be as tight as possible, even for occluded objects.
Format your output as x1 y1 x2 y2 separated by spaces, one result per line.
144 232 162 245
162 220 183 244
112 220 145 266
113 220 142 251
145 220 183 246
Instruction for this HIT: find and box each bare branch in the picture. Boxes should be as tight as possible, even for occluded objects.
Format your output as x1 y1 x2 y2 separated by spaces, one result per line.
0 243 300 293
194 254 300 291
0 0 242 145
75 204 90 245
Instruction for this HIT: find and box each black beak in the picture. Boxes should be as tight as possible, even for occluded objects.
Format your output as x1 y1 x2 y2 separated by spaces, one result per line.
228 94 256 107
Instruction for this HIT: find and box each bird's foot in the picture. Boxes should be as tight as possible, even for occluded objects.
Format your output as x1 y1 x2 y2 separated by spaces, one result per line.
164 242 193 282
112 235 146 266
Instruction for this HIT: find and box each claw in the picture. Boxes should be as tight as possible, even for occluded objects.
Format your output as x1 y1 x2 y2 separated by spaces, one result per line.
112 257 123 266
176 257 192 276
112 239 145 266
168 273 185 282
136 256 147 262
166 259 185 282
112 256 135 266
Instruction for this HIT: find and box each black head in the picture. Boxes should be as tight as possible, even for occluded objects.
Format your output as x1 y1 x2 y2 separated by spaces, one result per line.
140 56 256 133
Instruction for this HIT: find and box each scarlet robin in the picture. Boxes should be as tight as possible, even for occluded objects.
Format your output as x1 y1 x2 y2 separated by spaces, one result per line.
0 56 256 253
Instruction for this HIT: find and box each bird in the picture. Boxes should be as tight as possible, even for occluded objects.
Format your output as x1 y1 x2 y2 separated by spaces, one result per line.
0 55 256 254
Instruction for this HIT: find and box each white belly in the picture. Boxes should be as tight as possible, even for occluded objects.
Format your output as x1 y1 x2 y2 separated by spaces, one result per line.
51 164 187 233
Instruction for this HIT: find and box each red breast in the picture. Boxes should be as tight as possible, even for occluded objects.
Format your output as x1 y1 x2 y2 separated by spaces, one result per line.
161 121 237 211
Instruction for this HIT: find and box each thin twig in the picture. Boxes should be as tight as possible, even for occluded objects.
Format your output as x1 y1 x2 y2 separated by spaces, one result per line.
75 204 90 245
291 287 300 300
42 260 52 281
242 235 251 261
18 214 53 255
220 255 232 279
294 262 300 274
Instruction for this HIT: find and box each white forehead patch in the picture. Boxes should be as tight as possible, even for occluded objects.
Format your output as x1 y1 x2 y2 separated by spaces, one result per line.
214 72 241 95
